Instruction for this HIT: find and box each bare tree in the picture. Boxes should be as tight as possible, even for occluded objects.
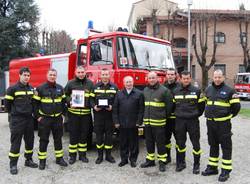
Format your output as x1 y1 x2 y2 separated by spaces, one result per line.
239 3 250 72
192 12 218 91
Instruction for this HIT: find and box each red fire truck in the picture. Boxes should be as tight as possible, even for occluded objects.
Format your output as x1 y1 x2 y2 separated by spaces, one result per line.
234 72 250 100
8 30 175 88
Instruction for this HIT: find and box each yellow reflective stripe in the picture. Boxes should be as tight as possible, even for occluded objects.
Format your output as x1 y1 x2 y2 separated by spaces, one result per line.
69 149 77 153
146 153 155 160
41 98 53 103
193 149 203 155
106 90 117 94
207 101 230 107
143 118 166 123
38 151 47 159
55 150 63 154
149 122 166 126
222 159 232 164
185 95 197 99
69 144 78 148
104 145 113 149
27 91 34 95
174 95 184 99
38 109 62 117
33 95 41 100
62 94 66 98
9 152 20 157
85 93 91 97
68 109 91 115
198 97 206 103
157 154 167 158
25 150 33 154
229 98 240 104
94 90 105 93
55 153 64 157
209 157 219 162
209 161 219 166
96 144 104 149
144 101 165 107
4 95 14 100
157 154 167 162
78 148 87 152
178 147 186 153
208 114 233 121
78 143 87 147
38 151 47 156
173 99 176 102
54 98 62 102
169 115 176 119
166 143 172 149
68 108 90 112
221 165 232 170
90 93 95 97
14 91 26 96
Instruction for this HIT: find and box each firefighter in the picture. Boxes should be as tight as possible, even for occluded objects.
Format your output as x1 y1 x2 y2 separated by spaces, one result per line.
64 65 94 164
173 71 205 174
202 69 241 182
92 68 118 164
33 68 68 170
113 76 144 168
140 71 173 172
4 67 38 175
163 68 179 164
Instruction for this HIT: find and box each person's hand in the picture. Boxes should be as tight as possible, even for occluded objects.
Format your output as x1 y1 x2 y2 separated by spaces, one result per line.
37 117 43 122
106 105 112 111
94 105 101 112
115 124 120 129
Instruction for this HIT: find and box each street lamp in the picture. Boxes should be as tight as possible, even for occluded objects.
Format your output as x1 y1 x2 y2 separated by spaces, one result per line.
187 0 193 72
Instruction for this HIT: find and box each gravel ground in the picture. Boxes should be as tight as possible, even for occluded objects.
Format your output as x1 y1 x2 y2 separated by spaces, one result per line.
0 113 249 184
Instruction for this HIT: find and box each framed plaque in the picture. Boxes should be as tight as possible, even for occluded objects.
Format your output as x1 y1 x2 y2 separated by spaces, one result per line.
71 90 85 108
97 98 109 108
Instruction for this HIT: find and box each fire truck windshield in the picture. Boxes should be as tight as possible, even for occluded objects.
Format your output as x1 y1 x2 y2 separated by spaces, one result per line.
236 74 250 84
117 37 174 70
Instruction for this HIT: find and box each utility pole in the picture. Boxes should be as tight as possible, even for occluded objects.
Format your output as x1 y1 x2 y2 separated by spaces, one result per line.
187 0 193 72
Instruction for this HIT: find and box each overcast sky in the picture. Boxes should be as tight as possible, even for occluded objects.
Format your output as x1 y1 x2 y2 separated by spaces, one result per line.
36 0 250 40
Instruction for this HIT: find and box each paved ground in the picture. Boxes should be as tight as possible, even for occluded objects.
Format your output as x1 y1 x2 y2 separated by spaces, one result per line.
0 113 249 184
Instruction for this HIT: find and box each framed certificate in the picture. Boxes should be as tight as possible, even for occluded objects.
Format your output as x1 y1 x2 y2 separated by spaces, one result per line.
71 90 85 107
97 98 109 108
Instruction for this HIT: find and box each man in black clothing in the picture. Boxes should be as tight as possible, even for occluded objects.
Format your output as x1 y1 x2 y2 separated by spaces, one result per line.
202 69 241 182
5 67 38 175
33 68 68 170
92 68 118 164
163 68 179 164
173 71 205 174
113 76 144 168
64 66 94 164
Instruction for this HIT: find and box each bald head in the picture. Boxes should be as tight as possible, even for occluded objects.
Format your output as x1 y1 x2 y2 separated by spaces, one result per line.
148 71 158 86
213 69 225 86
123 76 134 90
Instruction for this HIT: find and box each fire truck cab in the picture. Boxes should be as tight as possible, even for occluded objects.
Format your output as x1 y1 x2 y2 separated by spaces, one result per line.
234 72 250 100
8 30 175 89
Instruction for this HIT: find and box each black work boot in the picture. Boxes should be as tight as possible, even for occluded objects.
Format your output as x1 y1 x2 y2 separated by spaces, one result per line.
218 169 230 182
39 159 46 170
95 149 103 164
56 157 68 167
159 161 166 172
68 155 76 165
201 165 219 176
10 160 18 175
25 158 38 168
166 148 171 165
105 150 115 163
193 155 200 174
79 152 89 163
176 152 186 172
140 160 156 168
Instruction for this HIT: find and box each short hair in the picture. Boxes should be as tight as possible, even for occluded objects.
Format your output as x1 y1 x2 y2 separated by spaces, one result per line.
76 65 85 70
180 70 191 78
19 67 30 75
47 68 57 74
214 69 224 76
166 68 177 74
123 76 133 83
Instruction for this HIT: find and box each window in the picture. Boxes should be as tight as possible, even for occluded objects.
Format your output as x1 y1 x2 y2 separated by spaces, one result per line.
173 38 187 48
240 32 247 44
90 39 113 65
215 32 225 43
192 65 196 80
77 43 87 66
117 37 174 69
239 64 246 73
214 64 226 75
